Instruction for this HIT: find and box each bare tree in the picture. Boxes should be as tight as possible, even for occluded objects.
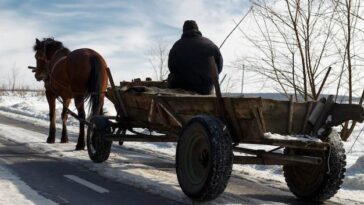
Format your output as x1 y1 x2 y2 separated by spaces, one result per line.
332 0 364 140
147 42 169 81
9 64 19 91
221 74 234 93
235 0 363 139
236 0 342 101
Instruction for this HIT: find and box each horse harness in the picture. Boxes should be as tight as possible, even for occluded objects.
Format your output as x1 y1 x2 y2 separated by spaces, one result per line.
35 46 103 126
37 47 93 96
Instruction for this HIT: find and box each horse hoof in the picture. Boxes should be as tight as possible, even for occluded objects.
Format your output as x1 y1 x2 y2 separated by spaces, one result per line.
46 138 55 144
60 139 69 143
75 145 84 150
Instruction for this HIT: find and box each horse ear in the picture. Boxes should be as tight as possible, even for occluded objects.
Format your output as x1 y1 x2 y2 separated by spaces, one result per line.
36 38 40 44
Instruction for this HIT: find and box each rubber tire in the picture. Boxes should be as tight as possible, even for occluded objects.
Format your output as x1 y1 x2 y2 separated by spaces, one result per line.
87 116 112 163
176 115 233 202
283 130 346 202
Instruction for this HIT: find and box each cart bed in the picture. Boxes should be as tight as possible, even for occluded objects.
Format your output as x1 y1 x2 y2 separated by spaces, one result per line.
107 85 317 144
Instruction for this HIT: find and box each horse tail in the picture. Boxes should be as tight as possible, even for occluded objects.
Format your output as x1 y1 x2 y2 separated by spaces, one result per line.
87 56 104 116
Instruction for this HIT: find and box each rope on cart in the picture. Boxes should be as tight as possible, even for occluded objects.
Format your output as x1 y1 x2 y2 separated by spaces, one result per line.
326 144 331 174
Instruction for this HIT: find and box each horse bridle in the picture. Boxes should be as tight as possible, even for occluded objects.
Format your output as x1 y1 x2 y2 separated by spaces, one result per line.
35 44 62 81
35 44 50 71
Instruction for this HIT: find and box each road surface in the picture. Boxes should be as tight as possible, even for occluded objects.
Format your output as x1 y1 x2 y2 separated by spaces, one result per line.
0 138 181 205
0 115 181 205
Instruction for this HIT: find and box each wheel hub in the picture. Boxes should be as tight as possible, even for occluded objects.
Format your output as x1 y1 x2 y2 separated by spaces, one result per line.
199 149 209 168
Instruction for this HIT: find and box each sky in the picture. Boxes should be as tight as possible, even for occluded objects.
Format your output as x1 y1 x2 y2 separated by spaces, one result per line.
0 0 256 91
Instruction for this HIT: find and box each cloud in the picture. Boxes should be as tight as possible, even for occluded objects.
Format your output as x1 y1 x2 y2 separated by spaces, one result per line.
0 10 49 89
0 0 254 91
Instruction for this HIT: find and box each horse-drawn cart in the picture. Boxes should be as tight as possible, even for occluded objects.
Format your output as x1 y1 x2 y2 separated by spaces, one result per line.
86 67 364 203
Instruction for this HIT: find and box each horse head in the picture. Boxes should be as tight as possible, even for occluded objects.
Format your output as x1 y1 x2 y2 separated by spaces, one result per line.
32 38 64 81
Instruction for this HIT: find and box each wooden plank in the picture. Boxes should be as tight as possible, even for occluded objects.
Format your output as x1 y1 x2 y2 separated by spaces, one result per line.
148 98 156 123
250 109 265 142
261 100 289 134
155 97 184 127
224 98 243 140
257 107 267 133
301 102 313 133
120 81 168 88
288 95 294 134
155 102 170 127
292 103 309 133
161 96 217 116
122 92 153 110
231 97 262 118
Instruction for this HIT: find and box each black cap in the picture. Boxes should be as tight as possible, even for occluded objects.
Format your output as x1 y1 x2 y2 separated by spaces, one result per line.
183 20 199 32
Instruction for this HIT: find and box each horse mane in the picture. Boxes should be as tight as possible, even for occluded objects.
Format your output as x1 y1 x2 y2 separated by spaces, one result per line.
33 38 69 53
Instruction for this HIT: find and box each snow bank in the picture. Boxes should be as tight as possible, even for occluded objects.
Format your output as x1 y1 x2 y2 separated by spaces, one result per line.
344 156 364 190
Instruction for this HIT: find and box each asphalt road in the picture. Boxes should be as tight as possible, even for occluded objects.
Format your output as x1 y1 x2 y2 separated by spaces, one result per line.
0 118 181 205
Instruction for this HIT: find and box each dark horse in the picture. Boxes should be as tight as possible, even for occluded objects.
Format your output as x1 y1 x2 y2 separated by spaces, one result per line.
32 38 108 150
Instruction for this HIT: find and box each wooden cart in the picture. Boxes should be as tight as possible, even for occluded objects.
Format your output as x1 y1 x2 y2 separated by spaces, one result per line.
86 68 364 203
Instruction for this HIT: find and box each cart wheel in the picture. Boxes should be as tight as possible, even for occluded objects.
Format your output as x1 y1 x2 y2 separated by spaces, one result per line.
176 115 233 202
283 130 346 202
87 116 112 163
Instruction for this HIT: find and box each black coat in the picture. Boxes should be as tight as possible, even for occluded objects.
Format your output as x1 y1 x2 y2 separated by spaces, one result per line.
167 30 223 95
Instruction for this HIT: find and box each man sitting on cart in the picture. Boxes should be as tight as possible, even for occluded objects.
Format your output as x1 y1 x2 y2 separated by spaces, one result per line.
167 20 223 95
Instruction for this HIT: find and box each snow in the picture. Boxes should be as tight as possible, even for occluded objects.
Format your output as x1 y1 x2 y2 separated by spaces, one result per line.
345 155 364 190
264 132 322 142
0 91 364 204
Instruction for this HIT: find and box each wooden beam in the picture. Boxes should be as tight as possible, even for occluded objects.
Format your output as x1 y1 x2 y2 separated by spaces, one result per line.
233 154 322 165
154 97 184 127
106 67 128 119
104 134 177 142
233 147 322 165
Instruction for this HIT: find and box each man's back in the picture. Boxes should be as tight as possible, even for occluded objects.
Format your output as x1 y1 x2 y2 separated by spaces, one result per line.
168 20 223 95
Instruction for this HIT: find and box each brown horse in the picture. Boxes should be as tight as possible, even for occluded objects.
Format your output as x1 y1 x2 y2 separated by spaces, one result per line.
32 38 108 150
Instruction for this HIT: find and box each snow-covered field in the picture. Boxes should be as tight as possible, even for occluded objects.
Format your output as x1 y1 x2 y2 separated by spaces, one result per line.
0 91 363 204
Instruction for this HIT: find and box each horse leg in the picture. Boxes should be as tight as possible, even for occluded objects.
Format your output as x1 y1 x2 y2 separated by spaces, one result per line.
46 91 56 143
61 98 71 143
74 96 86 150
